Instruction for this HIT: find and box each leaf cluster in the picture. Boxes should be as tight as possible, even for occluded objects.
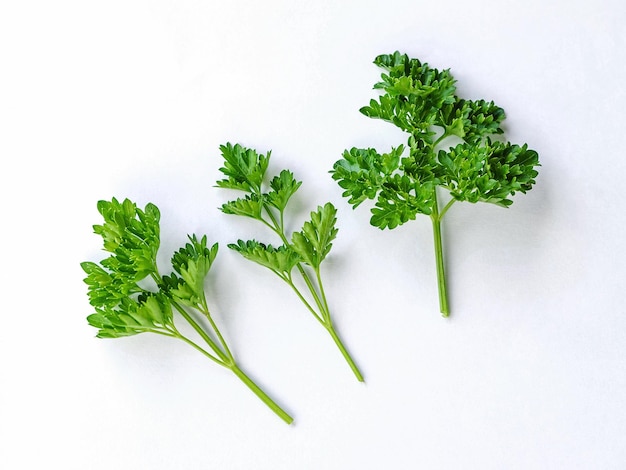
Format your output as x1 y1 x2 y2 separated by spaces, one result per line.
82 198 295 422
217 143 338 276
82 198 218 338
164 235 219 309
217 144 363 381
331 51 540 229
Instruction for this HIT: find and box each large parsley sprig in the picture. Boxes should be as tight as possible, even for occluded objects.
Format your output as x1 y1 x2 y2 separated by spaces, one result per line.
217 143 364 381
82 198 293 424
331 52 540 316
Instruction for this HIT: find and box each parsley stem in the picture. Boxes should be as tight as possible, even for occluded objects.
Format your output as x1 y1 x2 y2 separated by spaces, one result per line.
231 365 294 424
263 205 327 315
287 276 363 380
199 297 234 362
264 204 362 379
173 302 232 364
433 131 449 147
174 300 293 423
296 266 326 315
174 332 228 367
285 278 326 326
314 267 331 323
431 191 450 317
316 267 363 381
439 197 456 220
325 323 364 382
175 308 293 424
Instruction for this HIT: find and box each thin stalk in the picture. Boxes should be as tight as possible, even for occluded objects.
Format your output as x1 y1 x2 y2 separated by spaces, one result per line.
439 197 456 220
433 131 449 147
289 274 363 381
314 269 363 380
175 306 293 424
263 206 327 314
294 265 326 315
262 202 363 381
430 191 450 317
284 277 326 326
231 365 294 424
173 303 231 364
175 332 228 367
325 323 364 382
314 267 331 323
198 297 234 362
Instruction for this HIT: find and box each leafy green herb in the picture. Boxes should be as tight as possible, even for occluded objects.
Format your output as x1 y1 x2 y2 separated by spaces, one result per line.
217 143 364 381
331 52 540 316
82 197 293 424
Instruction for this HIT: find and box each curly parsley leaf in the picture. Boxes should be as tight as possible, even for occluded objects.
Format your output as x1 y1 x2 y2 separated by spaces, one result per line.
332 146 403 207
370 175 435 229
439 141 539 206
331 52 540 316
362 52 457 137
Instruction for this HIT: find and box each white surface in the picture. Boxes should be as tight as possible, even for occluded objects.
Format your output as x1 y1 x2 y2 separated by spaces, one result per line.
1 0 625 468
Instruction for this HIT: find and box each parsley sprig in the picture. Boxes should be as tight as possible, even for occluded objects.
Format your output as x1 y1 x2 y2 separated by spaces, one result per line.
82 198 293 424
331 52 540 316
217 143 364 382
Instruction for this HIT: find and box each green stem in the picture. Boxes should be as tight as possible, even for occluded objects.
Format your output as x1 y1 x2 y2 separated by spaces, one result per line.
264 206 327 315
231 365 294 424
284 277 326 326
295 265 326 314
263 202 363 381
433 131 449 147
173 303 231 364
314 267 331 323
430 191 450 317
439 197 456 219
288 276 363 381
175 332 228 367
199 298 234 362
325 323 364 382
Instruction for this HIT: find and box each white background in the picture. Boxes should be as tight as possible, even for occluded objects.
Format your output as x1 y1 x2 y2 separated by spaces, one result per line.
1 1 625 468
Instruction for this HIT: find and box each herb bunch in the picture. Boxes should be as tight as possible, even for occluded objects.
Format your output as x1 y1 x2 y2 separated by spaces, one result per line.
82 197 293 424
331 52 539 316
217 143 364 381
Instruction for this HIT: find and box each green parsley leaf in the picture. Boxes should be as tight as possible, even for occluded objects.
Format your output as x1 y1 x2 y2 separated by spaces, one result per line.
370 175 435 229
216 143 270 193
82 198 293 424
167 235 219 307
291 203 338 268
220 193 264 219
92 198 160 281
266 170 302 212
332 146 403 207
217 144 364 381
331 52 540 317
228 240 300 276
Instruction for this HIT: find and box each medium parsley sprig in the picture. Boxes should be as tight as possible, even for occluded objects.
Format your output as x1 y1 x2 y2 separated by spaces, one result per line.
217 143 364 382
82 197 293 424
331 52 540 317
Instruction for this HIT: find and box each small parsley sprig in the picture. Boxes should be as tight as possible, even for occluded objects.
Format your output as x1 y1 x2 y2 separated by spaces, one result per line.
217 143 364 382
331 52 540 317
82 198 293 424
